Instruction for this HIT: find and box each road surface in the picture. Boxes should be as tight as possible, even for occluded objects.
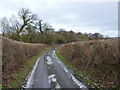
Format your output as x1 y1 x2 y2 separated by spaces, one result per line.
25 49 89 89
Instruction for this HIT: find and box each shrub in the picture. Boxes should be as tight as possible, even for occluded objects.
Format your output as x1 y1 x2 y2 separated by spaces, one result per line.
57 39 119 88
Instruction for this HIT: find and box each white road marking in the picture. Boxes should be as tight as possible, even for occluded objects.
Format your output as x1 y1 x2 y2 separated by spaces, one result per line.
25 57 41 88
70 74 87 88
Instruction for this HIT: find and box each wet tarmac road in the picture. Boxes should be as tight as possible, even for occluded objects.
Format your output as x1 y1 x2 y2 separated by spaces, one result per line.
25 49 88 89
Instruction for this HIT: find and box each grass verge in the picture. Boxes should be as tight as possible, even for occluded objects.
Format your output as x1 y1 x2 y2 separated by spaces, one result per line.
55 50 104 88
3 47 51 89
55 50 75 72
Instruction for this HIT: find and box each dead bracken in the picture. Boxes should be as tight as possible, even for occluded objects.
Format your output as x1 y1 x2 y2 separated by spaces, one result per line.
57 38 119 88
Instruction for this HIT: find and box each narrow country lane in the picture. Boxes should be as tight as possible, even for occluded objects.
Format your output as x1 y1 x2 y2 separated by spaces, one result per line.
25 49 89 89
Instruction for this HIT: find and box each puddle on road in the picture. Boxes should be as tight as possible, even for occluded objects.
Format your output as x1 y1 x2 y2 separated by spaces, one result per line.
47 56 53 65
48 74 56 83
48 74 61 88
63 67 69 73
55 83 61 88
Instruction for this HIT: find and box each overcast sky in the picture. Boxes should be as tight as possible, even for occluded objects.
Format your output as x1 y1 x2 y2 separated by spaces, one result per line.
0 0 118 37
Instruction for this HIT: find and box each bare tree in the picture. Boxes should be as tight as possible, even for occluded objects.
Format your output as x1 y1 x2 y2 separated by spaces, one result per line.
18 8 37 35
42 23 54 34
0 15 20 37
0 17 10 36
0 8 38 40
9 15 20 35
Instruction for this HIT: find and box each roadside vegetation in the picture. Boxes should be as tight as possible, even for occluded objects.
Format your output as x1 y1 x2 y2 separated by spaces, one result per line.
3 47 51 88
2 37 48 88
56 50 104 88
56 39 119 88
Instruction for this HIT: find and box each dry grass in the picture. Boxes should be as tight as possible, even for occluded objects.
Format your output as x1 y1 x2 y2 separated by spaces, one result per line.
58 39 119 88
2 37 47 86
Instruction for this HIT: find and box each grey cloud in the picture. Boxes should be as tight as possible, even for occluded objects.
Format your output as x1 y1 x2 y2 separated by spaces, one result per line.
0 1 118 37
37 2 117 32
